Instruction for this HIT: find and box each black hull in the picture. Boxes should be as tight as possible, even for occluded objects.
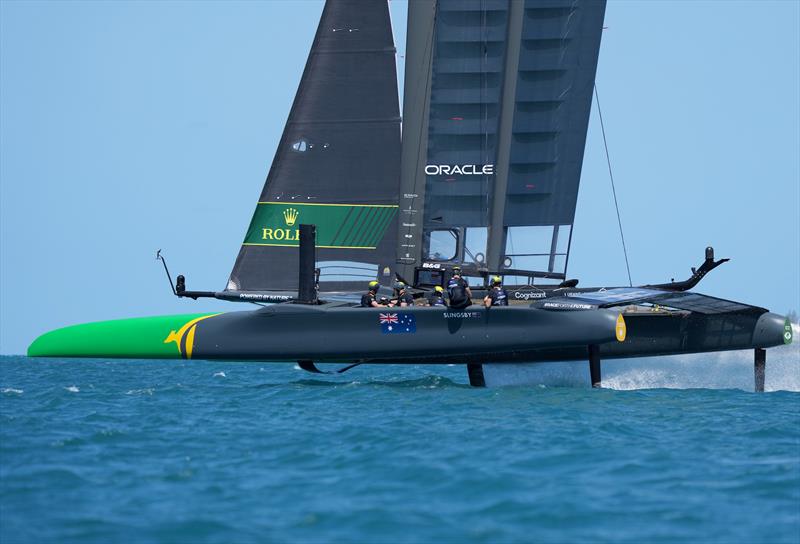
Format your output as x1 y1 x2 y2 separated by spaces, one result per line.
187 305 787 365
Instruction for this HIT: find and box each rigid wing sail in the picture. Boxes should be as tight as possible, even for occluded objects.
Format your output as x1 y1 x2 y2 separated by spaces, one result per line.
396 0 605 288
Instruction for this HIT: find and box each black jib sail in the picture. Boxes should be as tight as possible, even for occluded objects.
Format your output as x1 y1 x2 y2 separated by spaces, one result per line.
397 0 606 285
227 0 401 293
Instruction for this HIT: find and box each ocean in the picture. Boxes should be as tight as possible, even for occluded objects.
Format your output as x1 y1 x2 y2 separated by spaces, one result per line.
1 346 798 543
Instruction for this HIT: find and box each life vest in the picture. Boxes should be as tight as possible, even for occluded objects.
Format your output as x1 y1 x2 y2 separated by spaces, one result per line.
447 277 469 308
491 287 508 306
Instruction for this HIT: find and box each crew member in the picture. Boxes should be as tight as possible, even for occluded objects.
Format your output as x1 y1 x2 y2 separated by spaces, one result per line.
360 280 381 307
484 276 508 308
427 285 446 307
447 266 472 309
390 281 415 307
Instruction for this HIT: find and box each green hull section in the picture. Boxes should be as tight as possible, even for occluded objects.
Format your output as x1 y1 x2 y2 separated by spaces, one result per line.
28 313 221 359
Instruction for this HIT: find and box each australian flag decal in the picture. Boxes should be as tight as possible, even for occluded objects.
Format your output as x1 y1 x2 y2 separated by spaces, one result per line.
379 313 416 334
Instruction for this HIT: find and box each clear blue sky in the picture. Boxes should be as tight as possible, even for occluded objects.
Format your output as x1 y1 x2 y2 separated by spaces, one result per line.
1 0 798 355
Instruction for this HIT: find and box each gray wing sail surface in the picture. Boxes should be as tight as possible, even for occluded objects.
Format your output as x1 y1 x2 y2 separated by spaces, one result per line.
228 0 401 293
398 0 606 284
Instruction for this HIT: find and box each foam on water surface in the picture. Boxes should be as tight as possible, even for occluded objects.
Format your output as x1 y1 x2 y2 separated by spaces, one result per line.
484 341 800 391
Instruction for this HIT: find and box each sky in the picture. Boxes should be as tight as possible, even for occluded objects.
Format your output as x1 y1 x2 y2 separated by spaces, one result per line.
1 0 798 355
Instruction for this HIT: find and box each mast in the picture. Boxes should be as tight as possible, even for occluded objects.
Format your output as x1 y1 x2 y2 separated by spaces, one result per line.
486 0 525 273
396 0 437 281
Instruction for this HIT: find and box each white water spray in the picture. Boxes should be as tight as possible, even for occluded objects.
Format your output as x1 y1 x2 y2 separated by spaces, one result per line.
484 325 800 391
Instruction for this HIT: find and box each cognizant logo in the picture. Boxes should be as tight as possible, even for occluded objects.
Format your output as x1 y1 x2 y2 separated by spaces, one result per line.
425 164 494 176
514 291 546 300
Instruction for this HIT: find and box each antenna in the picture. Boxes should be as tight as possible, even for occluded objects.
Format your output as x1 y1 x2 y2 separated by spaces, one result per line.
156 250 177 296
155 250 215 300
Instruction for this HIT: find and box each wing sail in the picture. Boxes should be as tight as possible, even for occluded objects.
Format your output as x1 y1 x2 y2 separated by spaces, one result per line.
227 0 401 293
397 0 607 285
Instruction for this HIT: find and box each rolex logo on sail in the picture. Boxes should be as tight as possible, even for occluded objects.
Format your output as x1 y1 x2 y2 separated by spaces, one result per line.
283 207 299 226
247 201 398 248
262 207 300 241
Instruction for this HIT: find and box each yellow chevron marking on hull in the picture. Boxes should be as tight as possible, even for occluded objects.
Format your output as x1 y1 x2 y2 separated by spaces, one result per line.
185 324 198 359
163 314 221 358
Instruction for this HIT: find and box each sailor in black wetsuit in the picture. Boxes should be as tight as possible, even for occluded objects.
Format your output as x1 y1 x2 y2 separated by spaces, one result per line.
390 281 415 307
360 280 382 307
447 266 472 309
484 276 508 308
427 285 447 307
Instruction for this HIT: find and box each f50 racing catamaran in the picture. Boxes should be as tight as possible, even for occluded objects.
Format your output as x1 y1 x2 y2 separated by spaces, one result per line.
28 0 793 389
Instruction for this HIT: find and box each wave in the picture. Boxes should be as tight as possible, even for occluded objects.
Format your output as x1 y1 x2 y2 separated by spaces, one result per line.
125 388 154 396
364 375 467 389
254 374 467 390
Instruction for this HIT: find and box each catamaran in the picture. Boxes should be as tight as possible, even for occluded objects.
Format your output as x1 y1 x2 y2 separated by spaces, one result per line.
28 0 793 389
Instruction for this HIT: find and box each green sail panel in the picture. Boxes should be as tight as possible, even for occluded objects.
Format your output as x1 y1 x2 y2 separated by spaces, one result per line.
243 202 398 249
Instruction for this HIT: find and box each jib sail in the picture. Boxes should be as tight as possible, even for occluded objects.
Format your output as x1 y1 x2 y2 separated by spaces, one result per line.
227 0 401 293
398 0 606 285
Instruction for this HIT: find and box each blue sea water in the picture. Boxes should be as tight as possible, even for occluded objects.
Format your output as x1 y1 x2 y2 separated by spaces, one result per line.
1 348 799 543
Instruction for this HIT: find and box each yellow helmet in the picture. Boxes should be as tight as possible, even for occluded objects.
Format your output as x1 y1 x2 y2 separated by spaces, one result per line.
491 275 502 285
434 285 443 293
368 280 380 291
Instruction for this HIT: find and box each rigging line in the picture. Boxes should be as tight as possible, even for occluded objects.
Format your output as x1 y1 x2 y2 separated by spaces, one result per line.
594 84 633 287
